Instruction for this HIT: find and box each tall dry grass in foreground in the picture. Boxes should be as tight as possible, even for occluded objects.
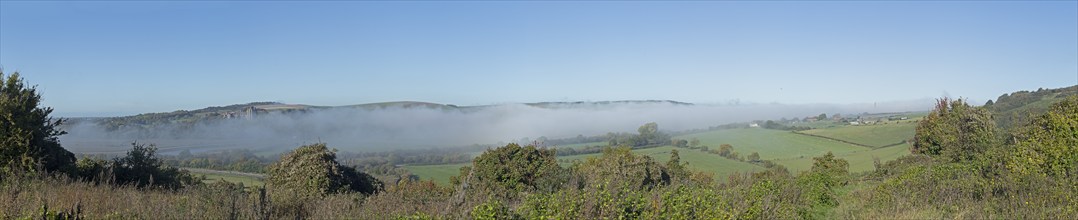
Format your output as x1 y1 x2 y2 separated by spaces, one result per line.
0 174 450 219
1 174 265 219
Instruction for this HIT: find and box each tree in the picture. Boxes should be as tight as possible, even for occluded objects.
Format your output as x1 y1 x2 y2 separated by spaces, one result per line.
637 122 667 146
665 149 690 180
673 139 688 148
689 138 700 148
763 120 781 129
112 142 196 189
718 144 733 157
747 152 761 162
638 122 658 137
912 98 997 162
267 143 383 200
0 71 75 176
810 152 849 178
796 151 850 213
818 113 827 120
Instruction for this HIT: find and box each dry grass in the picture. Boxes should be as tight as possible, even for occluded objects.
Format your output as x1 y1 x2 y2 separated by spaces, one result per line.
1 175 263 219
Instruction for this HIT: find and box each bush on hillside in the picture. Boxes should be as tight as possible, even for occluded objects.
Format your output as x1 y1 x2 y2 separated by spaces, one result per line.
912 98 997 162
266 143 383 217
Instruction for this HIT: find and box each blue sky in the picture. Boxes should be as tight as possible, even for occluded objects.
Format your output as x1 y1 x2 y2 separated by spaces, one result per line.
1 1 1076 117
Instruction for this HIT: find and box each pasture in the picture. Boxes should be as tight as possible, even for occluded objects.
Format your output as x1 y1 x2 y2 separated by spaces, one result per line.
798 122 917 147
407 123 921 185
404 163 469 185
186 168 266 188
673 128 870 160
772 142 912 173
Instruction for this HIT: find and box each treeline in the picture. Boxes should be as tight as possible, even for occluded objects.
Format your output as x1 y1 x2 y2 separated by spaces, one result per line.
336 148 474 181
555 122 674 157
530 134 608 147
760 120 812 131
161 149 270 173
668 122 752 136
670 140 784 170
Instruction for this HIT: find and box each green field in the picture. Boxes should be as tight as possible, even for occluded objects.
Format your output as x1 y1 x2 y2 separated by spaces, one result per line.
408 125 919 185
186 169 265 188
773 142 912 173
674 128 870 160
405 163 469 185
798 122 916 147
406 146 766 185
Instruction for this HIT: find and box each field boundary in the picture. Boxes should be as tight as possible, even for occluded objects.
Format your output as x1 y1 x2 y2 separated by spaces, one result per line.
790 131 905 149
183 167 265 179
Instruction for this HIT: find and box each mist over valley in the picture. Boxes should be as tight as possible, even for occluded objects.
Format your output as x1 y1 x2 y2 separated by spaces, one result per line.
60 99 934 154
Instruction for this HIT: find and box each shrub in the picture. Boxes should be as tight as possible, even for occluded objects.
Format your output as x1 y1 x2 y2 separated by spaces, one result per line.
572 146 672 191
466 143 565 198
265 143 383 217
912 98 997 162
1008 95 1078 180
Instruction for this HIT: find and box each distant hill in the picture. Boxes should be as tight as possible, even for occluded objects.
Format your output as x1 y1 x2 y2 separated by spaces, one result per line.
84 102 319 131
986 85 1077 131
71 100 693 132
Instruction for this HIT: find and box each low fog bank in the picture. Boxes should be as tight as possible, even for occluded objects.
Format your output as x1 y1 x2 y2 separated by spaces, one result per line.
59 99 934 154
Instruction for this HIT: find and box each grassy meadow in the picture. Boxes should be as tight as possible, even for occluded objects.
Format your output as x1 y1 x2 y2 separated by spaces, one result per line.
773 143 912 173
404 163 469 185
798 121 917 147
674 128 869 160
407 145 769 186
185 167 265 188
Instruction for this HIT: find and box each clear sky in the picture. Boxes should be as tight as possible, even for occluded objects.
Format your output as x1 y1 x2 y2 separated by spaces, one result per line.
1 1 1076 117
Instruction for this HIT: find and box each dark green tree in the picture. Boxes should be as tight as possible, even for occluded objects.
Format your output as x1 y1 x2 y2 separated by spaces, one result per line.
112 142 197 189
747 152 761 162
636 122 670 146
0 71 75 176
718 144 733 157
